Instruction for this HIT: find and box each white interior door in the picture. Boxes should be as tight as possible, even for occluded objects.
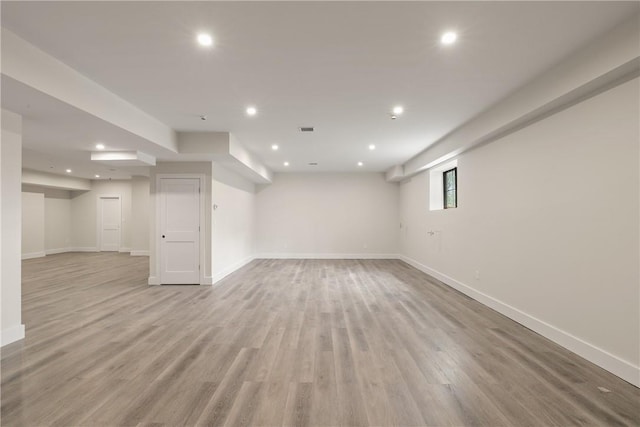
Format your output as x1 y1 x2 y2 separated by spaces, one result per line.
160 178 200 284
99 196 121 251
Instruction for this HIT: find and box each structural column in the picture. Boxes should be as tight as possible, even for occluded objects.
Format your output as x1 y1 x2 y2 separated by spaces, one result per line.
1 109 25 346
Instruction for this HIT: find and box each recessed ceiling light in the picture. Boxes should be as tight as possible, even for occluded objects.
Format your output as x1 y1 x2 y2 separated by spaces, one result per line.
95 174 100 178
369 144 376 150
96 143 105 150
271 144 279 151
284 161 289 166
392 106 404 115
357 161 363 167
197 33 213 47
246 106 257 116
441 31 458 45
66 169 72 173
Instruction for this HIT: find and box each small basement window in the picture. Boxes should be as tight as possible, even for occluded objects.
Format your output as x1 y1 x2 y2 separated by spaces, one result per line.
429 159 458 211
443 167 457 209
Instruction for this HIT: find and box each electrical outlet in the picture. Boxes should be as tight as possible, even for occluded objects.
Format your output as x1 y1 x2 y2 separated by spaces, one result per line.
475 270 480 280
363 243 368 249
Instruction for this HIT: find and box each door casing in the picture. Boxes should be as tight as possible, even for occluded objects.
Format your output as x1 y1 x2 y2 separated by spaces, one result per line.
155 174 206 285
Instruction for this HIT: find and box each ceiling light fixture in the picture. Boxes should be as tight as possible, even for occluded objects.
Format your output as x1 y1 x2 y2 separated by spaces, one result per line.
357 162 363 167
272 144 279 151
246 106 257 116
66 169 72 173
96 143 105 150
393 106 404 115
284 161 290 166
197 33 213 47
441 31 458 45
369 144 376 150
95 174 100 178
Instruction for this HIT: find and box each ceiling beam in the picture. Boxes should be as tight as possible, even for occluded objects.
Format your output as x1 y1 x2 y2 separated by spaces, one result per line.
395 14 640 180
1 28 178 153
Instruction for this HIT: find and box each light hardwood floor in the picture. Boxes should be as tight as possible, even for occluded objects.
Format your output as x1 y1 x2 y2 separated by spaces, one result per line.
1 253 638 426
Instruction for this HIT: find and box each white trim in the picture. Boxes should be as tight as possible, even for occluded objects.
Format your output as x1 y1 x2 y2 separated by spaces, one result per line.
148 276 160 285
399 255 640 388
45 247 71 255
130 250 149 256
97 194 122 252
155 174 205 285
22 251 45 260
118 247 131 253
211 256 255 285
69 247 99 252
1 324 25 346
255 253 400 260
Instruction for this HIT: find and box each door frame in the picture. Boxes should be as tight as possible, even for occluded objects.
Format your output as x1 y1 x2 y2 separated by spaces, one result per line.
96 194 122 252
155 174 206 285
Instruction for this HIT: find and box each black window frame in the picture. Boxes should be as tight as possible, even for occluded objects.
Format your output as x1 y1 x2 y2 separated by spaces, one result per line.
443 167 457 209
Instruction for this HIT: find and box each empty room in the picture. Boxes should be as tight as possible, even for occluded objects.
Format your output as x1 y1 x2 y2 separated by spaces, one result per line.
1 1 639 426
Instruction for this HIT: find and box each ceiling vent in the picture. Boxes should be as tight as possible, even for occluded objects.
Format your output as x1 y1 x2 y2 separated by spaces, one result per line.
299 127 314 132
308 162 318 166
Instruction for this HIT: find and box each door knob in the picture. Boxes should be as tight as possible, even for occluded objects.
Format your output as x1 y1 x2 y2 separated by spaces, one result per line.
162 235 165 238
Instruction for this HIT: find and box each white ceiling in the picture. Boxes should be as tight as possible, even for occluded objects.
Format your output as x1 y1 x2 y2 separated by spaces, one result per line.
1 1 637 177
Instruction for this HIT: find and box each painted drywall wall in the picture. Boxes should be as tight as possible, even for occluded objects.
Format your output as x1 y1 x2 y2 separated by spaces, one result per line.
1 109 25 345
149 162 213 284
70 180 132 251
131 177 150 255
45 197 72 253
255 173 399 257
399 77 639 385
211 164 255 282
21 192 45 258
21 185 72 255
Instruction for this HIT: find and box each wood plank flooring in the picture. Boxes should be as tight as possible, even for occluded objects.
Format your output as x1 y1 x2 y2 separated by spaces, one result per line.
1 253 638 426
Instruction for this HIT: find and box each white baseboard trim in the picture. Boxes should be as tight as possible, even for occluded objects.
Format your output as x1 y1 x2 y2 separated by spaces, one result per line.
45 247 72 255
119 247 132 253
70 247 99 252
1 324 25 346
211 256 256 285
130 250 149 256
22 251 46 260
148 276 160 286
399 255 640 388
255 253 400 260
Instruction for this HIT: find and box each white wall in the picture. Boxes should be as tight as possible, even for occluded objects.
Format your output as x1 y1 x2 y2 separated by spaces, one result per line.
131 177 150 255
71 180 132 251
1 109 25 346
21 192 45 259
21 185 72 255
212 164 255 282
20 179 148 257
255 173 399 257
45 196 72 253
400 77 639 385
